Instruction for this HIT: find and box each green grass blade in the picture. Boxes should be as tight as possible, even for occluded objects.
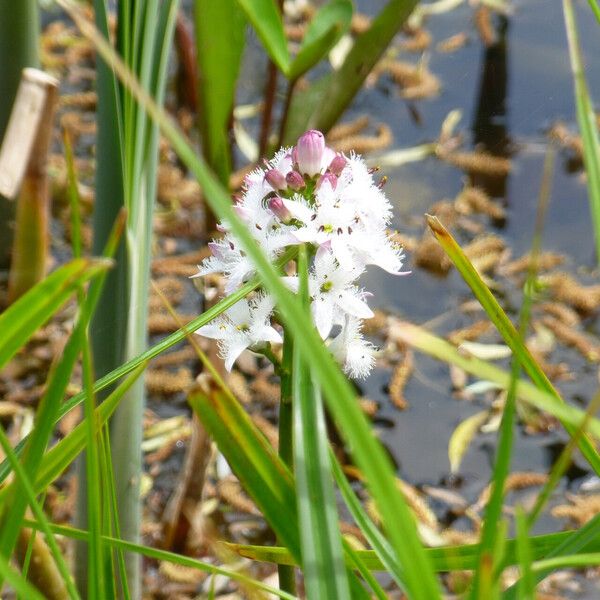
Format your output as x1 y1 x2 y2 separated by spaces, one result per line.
427 216 600 475
587 0 600 24
194 0 245 185
330 450 406 590
22 520 297 600
0 426 79 599
287 0 352 80
236 0 290 74
0 258 111 370
292 246 351 599
292 247 350 599
563 0 600 264
470 149 552 598
392 322 600 438
80 330 106 600
515 508 535 600
54 9 442 597
284 0 418 141
0 554 45 600
230 526 600 572
189 383 302 562
34 364 147 495
343 540 388 600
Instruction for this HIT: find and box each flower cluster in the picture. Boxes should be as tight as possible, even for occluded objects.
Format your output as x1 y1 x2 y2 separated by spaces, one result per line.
194 130 407 378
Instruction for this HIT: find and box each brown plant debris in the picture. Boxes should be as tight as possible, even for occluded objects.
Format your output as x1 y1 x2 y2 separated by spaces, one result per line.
59 91 97 110
552 493 600 526
414 234 452 275
361 309 388 336
157 164 201 207
437 32 469 53
454 187 505 219
149 276 185 310
330 124 393 155
146 368 193 396
217 477 260 516
548 122 583 158
251 414 279 449
541 316 600 362
152 249 209 276
159 561 206 585
540 272 600 314
501 252 566 277
249 375 281 406
328 115 370 142
152 346 198 368
474 6 496 47
438 149 511 176
359 398 378 417
476 472 549 510
148 312 196 335
398 27 432 52
448 320 493 346
389 349 414 410
351 12 371 35
463 234 506 275
374 59 440 99
540 302 580 327
226 371 251 405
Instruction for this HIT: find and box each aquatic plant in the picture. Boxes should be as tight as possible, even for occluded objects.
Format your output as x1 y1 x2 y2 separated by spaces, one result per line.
195 130 406 379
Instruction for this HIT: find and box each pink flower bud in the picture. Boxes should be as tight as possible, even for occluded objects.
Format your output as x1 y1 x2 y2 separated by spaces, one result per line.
268 196 292 223
286 170 305 190
295 129 325 176
317 172 338 190
264 168 287 190
328 154 347 176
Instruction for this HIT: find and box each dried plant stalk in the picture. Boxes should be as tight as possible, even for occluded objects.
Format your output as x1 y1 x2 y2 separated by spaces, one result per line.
1 69 58 302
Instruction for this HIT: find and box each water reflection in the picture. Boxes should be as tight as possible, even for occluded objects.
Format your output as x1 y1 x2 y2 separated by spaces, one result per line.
470 14 511 209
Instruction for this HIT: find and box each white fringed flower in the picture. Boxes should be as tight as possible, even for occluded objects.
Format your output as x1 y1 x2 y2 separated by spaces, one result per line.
195 294 282 371
193 130 407 376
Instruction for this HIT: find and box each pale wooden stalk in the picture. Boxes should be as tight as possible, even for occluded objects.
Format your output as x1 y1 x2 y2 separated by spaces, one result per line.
0 69 58 303
0 0 39 268
16 526 68 600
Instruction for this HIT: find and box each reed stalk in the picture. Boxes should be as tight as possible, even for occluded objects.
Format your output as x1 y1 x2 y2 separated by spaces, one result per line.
0 0 39 269
82 2 178 597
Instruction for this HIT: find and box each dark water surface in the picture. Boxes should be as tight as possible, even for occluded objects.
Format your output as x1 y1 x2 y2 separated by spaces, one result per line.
343 0 600 541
